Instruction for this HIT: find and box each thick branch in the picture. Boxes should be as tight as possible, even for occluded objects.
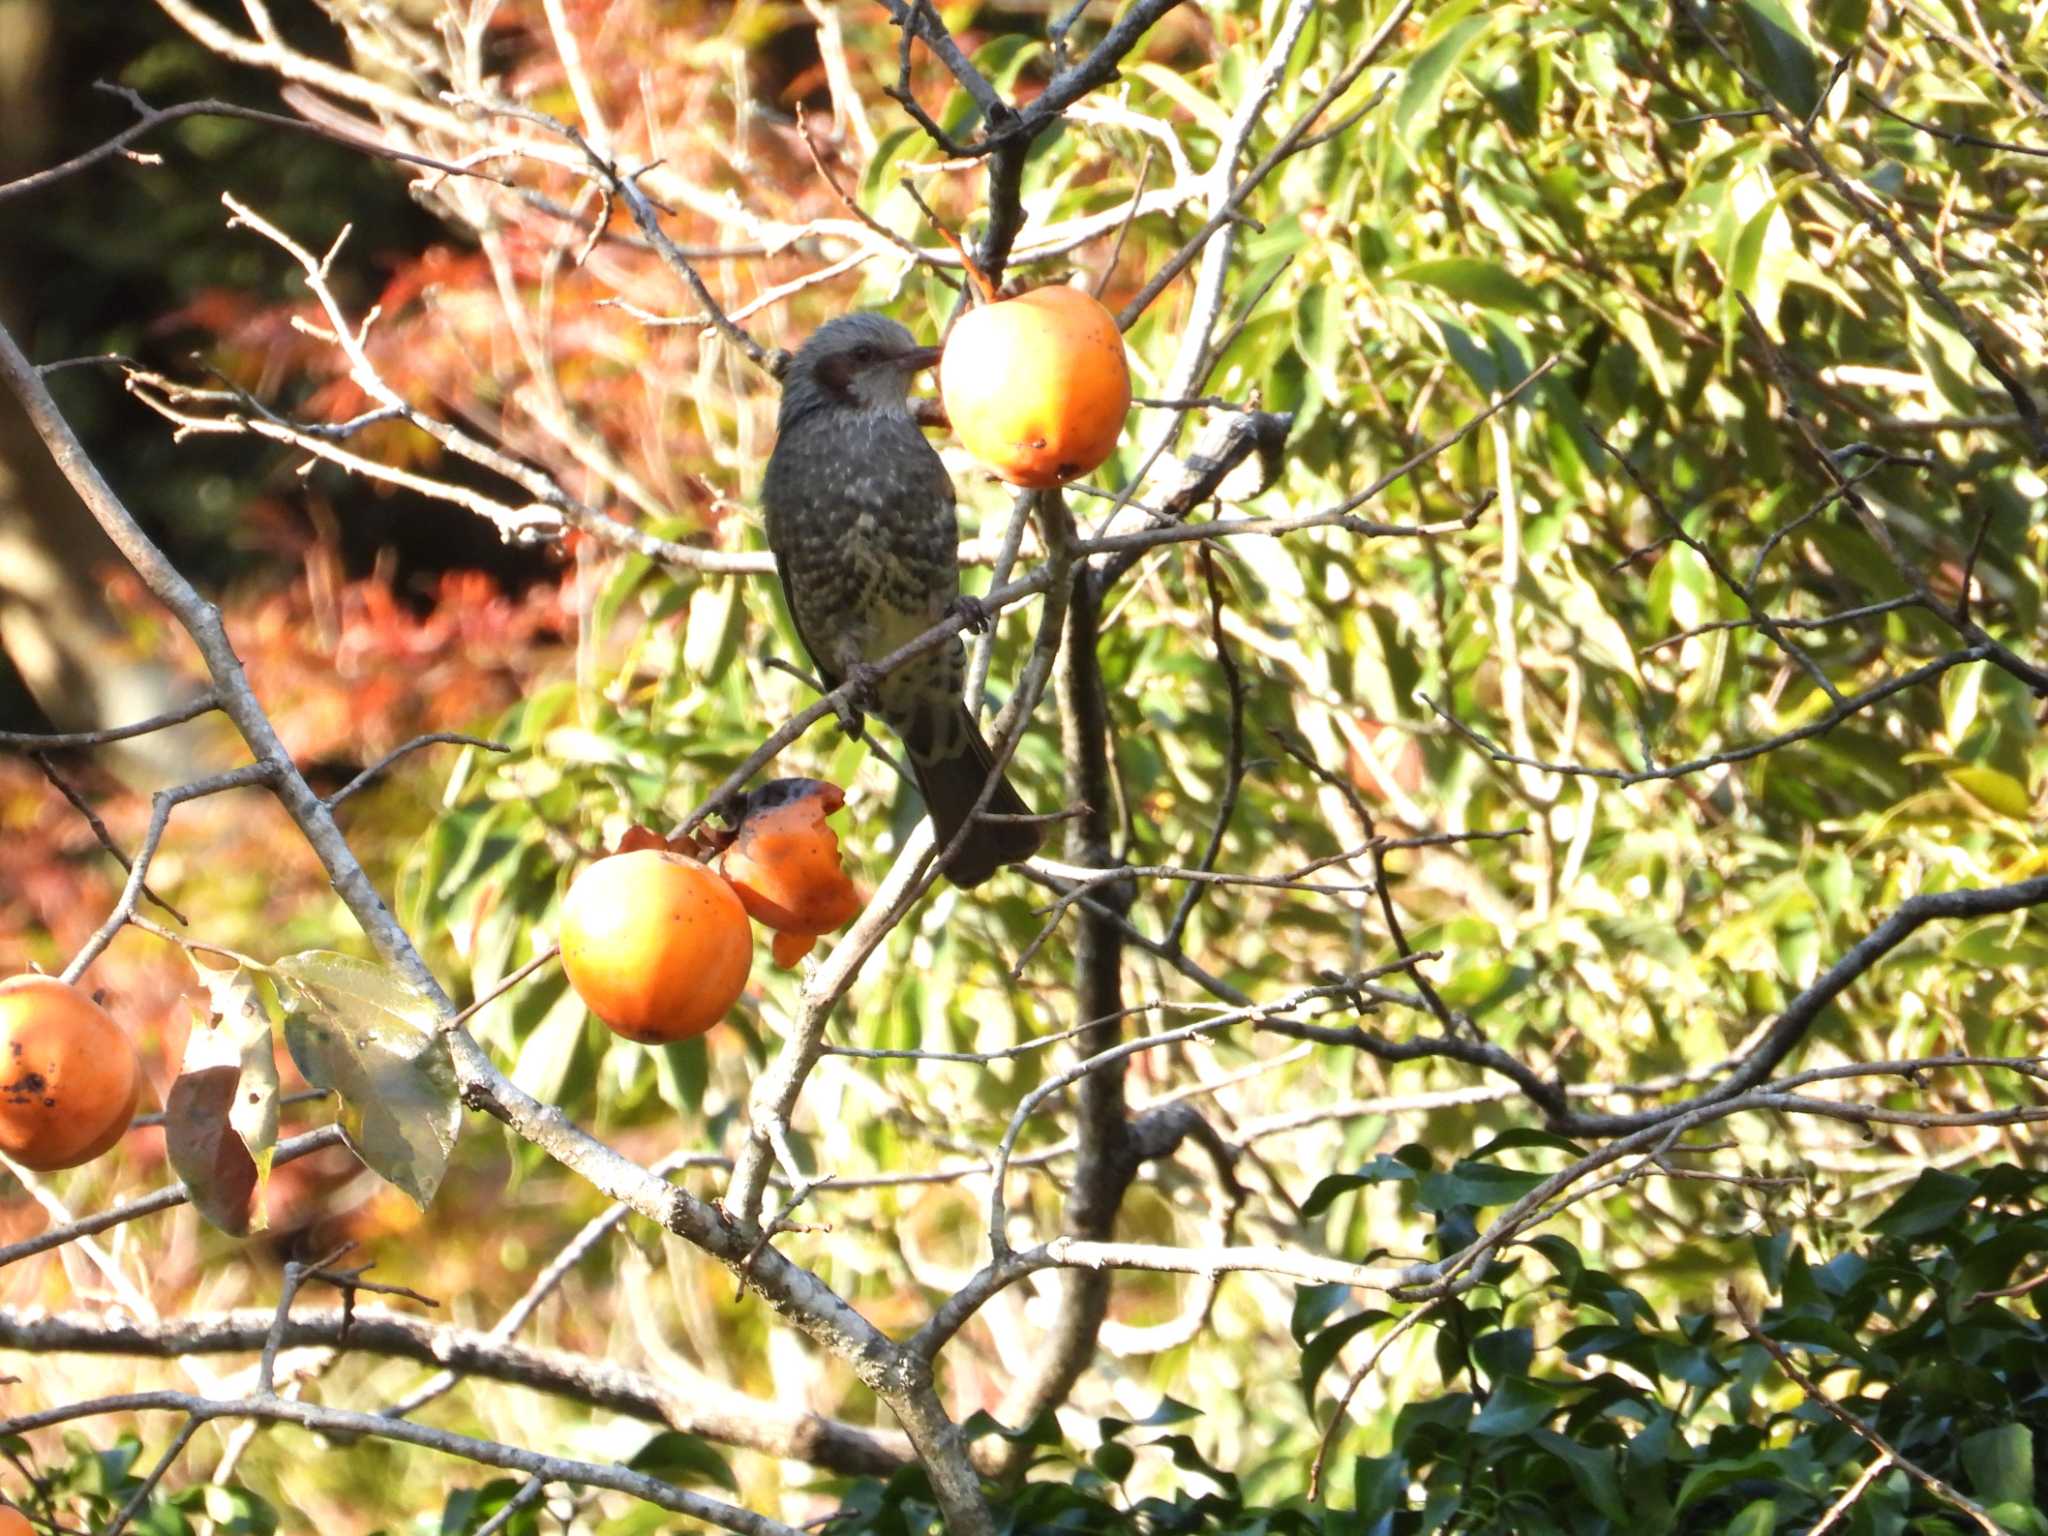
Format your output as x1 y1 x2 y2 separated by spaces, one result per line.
986 530 1133 1446
0 1307 912 1477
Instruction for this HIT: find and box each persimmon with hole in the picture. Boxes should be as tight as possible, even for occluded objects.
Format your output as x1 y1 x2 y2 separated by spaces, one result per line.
0 974 144 1172
939 285 1131 488
717 779 864 965
559 849 753 1044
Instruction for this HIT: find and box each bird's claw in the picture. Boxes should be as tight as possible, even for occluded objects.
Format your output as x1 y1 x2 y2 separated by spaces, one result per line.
947 594 993 634
833 663 885 739
831 698 866 739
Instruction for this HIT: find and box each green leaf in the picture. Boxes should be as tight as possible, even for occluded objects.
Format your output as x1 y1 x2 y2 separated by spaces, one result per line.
438 1479 536 1536
1866 1167 1978 1239
1394 258 1543 315
1962 1425 2033 1508
1091 1442 1134 1483
656 1034 711 1115
963 1410 1062 1446
1299 1309 1390 1404
508 982 588 1106
1303 1153 1419 1216
681 578 744 684
1129 62 1236 141
860 126 919 202
1418 1160 1549 1212
1294 282 1344 397
1292 1282 1352 1343
1986 1503 2048 1536
1135 1397 1201 1427
627 1431 738 1492
1097 1398 1202 1442
1471 1128 1587 1159
1950 765 2032 819
1529 1429 1627 1523
1396 12 1491 143
275 952 462 1207
1470 1376 1557 1436
1737 0 1821 117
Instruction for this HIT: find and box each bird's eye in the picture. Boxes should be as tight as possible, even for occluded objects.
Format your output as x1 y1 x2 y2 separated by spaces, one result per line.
853 344 877 364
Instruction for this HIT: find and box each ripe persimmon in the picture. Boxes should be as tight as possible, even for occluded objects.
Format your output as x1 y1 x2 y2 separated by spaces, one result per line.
0 975 144 1172
559 849 753 1044
939 285 1131 488
717 779 864 965
0 1503 31 1536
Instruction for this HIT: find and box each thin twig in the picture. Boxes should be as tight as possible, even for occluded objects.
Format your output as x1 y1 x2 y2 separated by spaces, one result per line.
29 752 188 924
0 87 513 204
1731 1293 1998 1534
0 693 219 751
326 733 509 809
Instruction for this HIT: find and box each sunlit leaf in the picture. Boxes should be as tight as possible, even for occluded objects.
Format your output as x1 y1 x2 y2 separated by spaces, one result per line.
1737 0 1821 117
1394 258 1543 315
275 952 461 1207
174 953 281 1233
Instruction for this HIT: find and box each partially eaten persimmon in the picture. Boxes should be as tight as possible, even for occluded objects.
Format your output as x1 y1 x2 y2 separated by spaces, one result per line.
716 779 864 964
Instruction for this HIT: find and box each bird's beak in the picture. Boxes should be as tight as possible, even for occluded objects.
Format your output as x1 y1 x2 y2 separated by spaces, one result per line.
900 346 943 372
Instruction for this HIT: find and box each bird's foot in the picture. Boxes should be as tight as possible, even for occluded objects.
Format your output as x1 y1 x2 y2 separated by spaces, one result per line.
947 593 993 634
833 663 885 739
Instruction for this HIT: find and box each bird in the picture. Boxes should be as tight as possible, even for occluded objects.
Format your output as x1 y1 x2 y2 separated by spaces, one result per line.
760 312 1042 888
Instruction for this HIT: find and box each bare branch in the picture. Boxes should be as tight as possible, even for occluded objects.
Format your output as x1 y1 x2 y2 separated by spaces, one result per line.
326 734 508 810
0 1125 347 1270
0 1307 915 1478
28 752 188 925
0 1391 802 1536
0 693 220 751
1423 646 1992 786
0 88 510 204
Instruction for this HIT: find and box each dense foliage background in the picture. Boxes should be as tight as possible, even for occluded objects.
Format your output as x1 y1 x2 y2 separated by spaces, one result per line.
3 0 2046 1531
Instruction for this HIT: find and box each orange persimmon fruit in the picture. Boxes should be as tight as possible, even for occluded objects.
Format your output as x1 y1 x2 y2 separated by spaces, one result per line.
0 974 144 1172
559 849 753 1044
939 285 1131 488
717 779 863 965
0 1503 31 1536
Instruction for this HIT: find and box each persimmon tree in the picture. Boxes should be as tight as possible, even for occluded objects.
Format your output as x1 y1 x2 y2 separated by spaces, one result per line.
3 1 2048 1532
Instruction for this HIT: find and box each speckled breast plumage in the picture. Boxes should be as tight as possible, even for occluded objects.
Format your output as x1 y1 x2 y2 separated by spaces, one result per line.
761 400 970 759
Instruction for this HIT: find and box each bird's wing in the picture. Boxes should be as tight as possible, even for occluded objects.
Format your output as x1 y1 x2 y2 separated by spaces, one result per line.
762 438 850 690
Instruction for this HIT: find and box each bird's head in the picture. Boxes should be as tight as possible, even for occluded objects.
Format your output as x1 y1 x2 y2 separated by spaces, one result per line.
778 313 942 427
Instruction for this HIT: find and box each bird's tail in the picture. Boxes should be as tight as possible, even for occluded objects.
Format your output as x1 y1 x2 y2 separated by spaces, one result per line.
902 700 1042 888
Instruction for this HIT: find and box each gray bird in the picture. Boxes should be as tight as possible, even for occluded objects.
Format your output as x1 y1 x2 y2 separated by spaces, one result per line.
761 313 1041 887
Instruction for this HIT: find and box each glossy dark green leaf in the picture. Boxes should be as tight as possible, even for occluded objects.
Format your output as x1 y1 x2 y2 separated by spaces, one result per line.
1470 1376 1558 1437
626 1430 738 1492
1737 0 1821 117
1961 1425 2033 1508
